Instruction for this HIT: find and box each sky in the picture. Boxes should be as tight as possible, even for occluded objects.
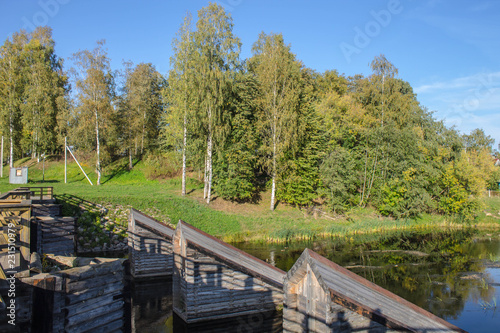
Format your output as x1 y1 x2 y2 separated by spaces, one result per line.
0 0 499 148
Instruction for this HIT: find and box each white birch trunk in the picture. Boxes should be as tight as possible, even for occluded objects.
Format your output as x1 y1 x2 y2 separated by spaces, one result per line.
181 112 187 196
95 108 101 185
206 132 213 204
270 131 276 211
205 106 213 204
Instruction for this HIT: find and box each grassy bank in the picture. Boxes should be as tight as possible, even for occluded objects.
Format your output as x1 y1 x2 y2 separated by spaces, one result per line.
1 156 499 243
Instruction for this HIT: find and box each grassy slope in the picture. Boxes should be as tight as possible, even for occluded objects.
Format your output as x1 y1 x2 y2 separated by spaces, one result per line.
1 156 499 242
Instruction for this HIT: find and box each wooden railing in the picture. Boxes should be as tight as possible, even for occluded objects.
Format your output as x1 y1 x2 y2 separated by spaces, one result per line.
0 187 53 201
26 187 53 200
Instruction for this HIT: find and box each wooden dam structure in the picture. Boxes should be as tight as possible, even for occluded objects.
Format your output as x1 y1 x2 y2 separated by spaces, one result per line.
173 220 285 323
0 186 467 332
128 208 174 278
283 249 465 333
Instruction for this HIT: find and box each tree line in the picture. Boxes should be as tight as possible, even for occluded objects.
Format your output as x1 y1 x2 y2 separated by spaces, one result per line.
1 3 498 219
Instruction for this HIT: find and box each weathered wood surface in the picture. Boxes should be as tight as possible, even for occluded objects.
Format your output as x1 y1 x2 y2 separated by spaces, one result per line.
32 203 61 217
128 208 174 278
284 248 466 333
173 220 285 323
0 200 31 271
37 216 75 255
21 257 126 333
175 220 285 288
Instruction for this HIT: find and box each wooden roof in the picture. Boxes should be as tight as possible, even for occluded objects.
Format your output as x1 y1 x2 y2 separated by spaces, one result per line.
175 220 285 288
286 249 466 333
129 208 174 239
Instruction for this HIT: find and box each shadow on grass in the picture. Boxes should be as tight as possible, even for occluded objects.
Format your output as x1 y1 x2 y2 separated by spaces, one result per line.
30 180 60 184
102 158 141 185
55 193 105 217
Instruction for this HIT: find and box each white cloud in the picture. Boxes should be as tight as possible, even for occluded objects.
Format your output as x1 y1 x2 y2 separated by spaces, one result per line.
415 72 500 94
415 72 500 146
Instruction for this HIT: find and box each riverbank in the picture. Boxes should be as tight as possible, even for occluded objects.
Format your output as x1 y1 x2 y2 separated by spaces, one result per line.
1 157 500 243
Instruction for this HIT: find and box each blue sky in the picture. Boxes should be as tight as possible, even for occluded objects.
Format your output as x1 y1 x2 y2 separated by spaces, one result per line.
1 0 499 148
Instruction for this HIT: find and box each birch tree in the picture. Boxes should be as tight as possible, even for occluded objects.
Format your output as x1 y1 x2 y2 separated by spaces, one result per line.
249 32 302 211
192 3 241 204
71 40 114 185
169 13 195 196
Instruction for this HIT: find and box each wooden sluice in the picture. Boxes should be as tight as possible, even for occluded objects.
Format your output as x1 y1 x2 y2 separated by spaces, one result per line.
0 187 468 332
28 187 75 256
173 220 286 323
283 249 466 333
128 208 174 278
36 216 75 255
20 256 127 333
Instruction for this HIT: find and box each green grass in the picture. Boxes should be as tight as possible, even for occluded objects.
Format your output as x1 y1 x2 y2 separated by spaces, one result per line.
1 156 499 242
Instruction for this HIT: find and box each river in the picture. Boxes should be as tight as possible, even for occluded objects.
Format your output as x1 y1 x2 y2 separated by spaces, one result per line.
130 229 500 332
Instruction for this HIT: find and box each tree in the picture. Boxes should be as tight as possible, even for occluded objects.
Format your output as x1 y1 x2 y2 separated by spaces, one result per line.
122 62 164 167
249 32 302 211
212 72 259 201
21 27 67 157
0 31 28 166
463 128 495 152
168 13 195 196
191 3 241 204
278 68 325 207
71 40 115 185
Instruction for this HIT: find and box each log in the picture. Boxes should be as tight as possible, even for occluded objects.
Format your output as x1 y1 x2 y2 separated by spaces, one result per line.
66 309 123 333
65 299 124 327
66 280 123 305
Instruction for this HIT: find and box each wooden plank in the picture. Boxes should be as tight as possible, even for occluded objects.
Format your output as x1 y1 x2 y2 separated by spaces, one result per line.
130 208 174 239
176 220 285 288
285 249 466 333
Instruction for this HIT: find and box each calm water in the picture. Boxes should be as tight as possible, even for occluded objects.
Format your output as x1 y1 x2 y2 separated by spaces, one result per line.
130 230 500 332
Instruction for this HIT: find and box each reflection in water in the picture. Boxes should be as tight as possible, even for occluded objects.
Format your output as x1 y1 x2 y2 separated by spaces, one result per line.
125 277 282 332
125 277 173 333
124 230 499 332
235 230 500 333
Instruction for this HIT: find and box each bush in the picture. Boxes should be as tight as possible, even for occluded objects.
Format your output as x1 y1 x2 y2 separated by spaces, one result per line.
143 152 181 180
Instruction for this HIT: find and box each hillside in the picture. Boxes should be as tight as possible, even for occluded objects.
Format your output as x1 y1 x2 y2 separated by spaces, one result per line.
1 156 499 243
